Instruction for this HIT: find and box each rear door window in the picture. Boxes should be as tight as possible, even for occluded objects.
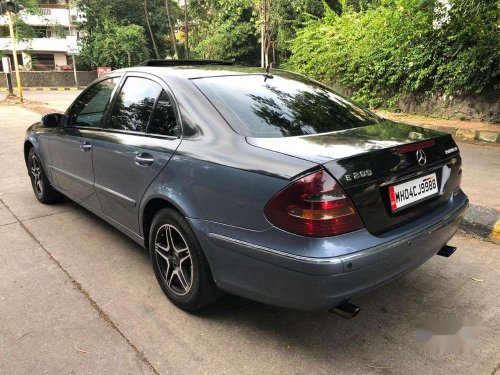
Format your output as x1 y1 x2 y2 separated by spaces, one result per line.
194 74 381 138
107 77 162 133
147 90 180 137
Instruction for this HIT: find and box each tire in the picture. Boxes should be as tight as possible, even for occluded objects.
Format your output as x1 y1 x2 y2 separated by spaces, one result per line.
27 147 61 204
149 208 218 311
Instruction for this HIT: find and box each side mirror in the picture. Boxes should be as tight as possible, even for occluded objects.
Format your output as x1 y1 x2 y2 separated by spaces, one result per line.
42 113 65 128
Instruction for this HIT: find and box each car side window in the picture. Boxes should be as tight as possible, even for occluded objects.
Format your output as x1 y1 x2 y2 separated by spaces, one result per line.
148 90 180 137
69 78 119 128
106 77 162 133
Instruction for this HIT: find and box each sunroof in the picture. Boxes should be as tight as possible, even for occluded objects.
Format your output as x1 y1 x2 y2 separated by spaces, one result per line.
136 59 234 67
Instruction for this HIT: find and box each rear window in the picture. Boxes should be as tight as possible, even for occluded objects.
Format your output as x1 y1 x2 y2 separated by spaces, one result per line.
194 74 381 138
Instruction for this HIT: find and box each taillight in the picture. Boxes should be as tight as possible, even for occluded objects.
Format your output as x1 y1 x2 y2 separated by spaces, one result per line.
264 170 364 237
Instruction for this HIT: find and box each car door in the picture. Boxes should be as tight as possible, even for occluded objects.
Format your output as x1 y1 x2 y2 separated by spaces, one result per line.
49 76 121 208
92 73 182 233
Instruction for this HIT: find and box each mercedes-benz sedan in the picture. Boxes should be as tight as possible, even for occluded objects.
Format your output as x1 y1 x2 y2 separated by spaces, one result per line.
24 60 468 316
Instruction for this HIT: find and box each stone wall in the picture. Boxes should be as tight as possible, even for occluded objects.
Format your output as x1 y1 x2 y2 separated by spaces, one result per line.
327 79 499 123
0 71 97 88
397 90 500 123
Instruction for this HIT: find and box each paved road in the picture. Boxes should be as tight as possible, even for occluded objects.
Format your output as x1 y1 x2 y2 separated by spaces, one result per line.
460 143 500 210
0 105 499 374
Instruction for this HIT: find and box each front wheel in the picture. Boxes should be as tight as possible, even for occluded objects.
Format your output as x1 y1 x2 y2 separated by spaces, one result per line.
149 208 218 311
27 147 61 204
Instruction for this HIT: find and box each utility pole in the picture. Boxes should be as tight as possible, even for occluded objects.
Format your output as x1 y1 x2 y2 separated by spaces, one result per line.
1 2 25 102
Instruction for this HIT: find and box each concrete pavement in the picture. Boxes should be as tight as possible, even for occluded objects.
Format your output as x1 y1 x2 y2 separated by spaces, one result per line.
377 110 500 144
2 90 79 113
459 143 500 210
0 105 499 374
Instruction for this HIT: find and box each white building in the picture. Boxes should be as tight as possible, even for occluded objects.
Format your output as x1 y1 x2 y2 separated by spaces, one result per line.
0 0 83 71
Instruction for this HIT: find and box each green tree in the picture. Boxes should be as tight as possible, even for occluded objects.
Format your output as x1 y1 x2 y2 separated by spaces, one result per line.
189 0 260 64
79 19 149 68
77 0 182 61
7 0 40 42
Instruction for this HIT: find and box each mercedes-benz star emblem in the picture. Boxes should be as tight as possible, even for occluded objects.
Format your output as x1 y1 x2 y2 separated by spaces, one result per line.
416 149 427 166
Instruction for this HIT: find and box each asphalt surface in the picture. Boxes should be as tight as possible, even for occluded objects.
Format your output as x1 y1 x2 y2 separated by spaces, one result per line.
0 104 499 374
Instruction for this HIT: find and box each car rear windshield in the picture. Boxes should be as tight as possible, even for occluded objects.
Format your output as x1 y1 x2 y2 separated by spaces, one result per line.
194 74 381 138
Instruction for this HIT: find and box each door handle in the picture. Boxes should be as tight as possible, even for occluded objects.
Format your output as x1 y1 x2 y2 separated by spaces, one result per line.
134 153 154 166
80 141 92 152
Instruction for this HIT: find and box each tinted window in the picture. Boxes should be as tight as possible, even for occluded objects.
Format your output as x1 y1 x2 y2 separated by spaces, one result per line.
70 78 119 127
147 90 179 137
194 75 381 138
107 77 162 132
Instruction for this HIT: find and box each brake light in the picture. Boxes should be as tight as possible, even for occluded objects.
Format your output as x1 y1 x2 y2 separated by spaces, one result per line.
264 170 364 237
397 140 435 154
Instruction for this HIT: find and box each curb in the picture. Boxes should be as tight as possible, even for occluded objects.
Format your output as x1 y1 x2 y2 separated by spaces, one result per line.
1 87 78 92
460 203 500 243
419 124 500 144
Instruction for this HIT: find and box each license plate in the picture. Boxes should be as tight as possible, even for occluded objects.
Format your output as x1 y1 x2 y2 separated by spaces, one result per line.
388 173 438 212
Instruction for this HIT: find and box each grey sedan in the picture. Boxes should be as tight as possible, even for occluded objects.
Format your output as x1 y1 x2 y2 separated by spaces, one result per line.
24 60 468 317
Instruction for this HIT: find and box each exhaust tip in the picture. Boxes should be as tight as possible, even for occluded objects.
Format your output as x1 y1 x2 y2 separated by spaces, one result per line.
437 245 457 257
329 302 361 319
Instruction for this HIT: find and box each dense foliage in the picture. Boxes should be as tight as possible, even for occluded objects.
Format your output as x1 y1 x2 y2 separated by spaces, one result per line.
188 0 333 65
285 0 500 107
79 19 149 67
67 0 500 105
189 0 260 64
76 0 182 68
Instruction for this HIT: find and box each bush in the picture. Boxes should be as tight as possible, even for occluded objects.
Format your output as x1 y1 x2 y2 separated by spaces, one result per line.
285 0 500 108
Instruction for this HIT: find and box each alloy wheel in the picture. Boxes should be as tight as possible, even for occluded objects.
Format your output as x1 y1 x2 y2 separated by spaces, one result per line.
30 153 43 196
154 224 193 296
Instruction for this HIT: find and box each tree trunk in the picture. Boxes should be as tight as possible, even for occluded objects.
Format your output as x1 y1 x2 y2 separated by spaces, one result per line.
184 0 189 59
165 0 178 58
144 0 160 59
260 0 272 68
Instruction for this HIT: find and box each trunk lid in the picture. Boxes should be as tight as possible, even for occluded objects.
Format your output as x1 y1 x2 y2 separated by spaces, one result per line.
247 122 462 234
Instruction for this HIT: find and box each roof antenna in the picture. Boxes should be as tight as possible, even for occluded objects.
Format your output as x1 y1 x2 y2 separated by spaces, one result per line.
264 63 273 82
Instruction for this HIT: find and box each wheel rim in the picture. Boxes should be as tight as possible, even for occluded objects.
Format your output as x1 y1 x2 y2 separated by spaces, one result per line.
30 153 43 196
154 224 193 296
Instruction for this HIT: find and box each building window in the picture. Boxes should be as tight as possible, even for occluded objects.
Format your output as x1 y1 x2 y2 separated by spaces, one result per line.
34 27 50 38
31 54 56 71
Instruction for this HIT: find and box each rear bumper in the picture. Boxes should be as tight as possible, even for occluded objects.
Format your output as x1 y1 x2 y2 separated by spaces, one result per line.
191 193 468 310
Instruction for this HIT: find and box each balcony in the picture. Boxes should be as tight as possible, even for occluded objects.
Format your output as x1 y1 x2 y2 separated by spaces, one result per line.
0 37 69 53
0 8 83 27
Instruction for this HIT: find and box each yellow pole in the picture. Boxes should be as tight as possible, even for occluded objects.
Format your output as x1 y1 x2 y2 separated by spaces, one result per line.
7 11 23 103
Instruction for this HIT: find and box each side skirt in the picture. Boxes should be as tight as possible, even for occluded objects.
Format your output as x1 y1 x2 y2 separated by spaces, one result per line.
51 185 146 248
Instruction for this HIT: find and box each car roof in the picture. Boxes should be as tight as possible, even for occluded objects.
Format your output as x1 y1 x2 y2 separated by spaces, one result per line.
113 65 274 80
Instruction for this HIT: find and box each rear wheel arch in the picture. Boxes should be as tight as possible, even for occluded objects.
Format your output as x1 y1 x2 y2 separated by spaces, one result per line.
24 141 35 167
141 197 186 249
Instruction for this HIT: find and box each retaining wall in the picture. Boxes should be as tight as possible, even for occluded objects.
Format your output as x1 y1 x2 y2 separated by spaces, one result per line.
0 71 97 87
